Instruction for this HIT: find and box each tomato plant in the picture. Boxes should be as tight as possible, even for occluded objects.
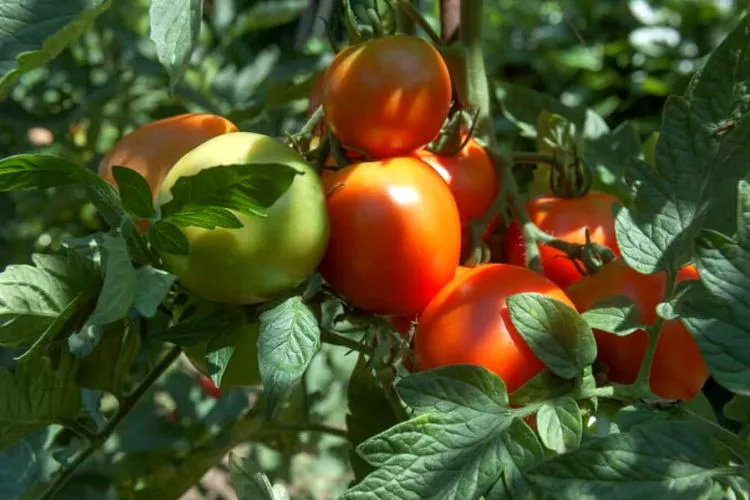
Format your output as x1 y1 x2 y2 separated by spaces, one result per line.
157 132 330 305
322 35 452 159
319 156 461 315
414 263 576 393
505 192 622 288
566 259 709 401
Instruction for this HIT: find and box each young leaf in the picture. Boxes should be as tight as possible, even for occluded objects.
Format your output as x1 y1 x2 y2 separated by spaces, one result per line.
507 293 596 379
166 206 243 229
134 267 176 318
83 234 137 329
341 365 544 500
112 166 156 219
160 163 301 219
581 295 645 336
228 452 276 500
75 320 141 398
149 220 190 255
536 397 583 454
149 0 203 92
258 296 321 417
0 354 81 452
0 154 100 191
614 15 750 274
0 0 112 98
0 250 100 349
525 418 733 498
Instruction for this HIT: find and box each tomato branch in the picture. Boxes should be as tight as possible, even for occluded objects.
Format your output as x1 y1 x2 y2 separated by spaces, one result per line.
40 345 183 500
297 105 324 139
269 421 349 440
321 328 374 356
395 0 441 45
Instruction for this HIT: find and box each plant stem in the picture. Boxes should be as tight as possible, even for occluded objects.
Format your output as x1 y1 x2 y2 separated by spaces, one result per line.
298 105 324 138
270 422 349 440
395 0 417 35
321 328 374 356
40 346 182 500
440 0 461 42
396 0 441 44
512 152 562 166
459 0 492 145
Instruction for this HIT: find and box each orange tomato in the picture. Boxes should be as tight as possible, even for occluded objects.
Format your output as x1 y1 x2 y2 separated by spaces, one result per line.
415 264 576 394
323 35 452 159
319 157 461 316
566 259 708 400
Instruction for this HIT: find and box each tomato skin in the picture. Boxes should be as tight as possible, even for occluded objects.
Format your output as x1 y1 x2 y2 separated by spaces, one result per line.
565 259 708 401
156 132 330 305
415 139 500 236
505 192 621 288
99 113 237 199
415 264 576 394
323 36 452 159
319 157 461 316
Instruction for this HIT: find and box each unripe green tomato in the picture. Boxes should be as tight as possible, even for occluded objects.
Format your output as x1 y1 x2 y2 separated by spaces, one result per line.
184 323 261 387
156 132 330 304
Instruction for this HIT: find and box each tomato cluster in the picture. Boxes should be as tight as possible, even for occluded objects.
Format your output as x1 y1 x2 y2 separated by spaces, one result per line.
99 34 708 403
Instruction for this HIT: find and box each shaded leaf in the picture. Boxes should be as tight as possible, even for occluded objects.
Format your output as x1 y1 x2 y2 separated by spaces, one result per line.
112 166 156 219
149 0 203 92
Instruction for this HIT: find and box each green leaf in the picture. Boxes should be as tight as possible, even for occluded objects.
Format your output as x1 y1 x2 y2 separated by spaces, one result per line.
226 0 309 43
258 296 321 417
614 15 750 273
510 370 575 407
76 321 141 398
167 206 243 229
0 430 50 499
525 418 733 499
0 154 100 191
0 0 112 98
581 295 645 336
724 395 750 424
341 365 544 500
134 267 176 318
506 293 596 379
0 250 100 349
583 121 640 201
347 354 400 483
537 111 580 160
83 234 137 329
112 166 156 219
0 354 81 452
228 452 276 500
149 220 189 255
160 163 301 219
152 306 245 346
149 0 203 92
536 397 582 454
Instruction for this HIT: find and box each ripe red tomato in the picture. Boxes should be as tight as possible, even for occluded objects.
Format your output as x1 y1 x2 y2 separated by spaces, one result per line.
415 138 500 236
197 374 222 399
565 258 708 401
323 35 452 159
319 157 461 316
505 192 621 288
414 263 576 394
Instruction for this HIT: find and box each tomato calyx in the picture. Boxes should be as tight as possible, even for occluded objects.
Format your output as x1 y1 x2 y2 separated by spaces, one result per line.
549 154 593 199
540 227 617 277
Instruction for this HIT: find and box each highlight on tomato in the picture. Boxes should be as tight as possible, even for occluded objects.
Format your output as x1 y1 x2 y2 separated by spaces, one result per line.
565 258 708 401
156 132 330 305
414 263 577 394
505 191 622 288
319 156 461 316
322 35 452 159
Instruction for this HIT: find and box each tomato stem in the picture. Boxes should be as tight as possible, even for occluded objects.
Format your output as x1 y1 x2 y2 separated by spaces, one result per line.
459 0 492 144
327 127 351 168
321 328 375 356
395 0 441 45
394 0 417 35
297 104 324 139
40 345 183 500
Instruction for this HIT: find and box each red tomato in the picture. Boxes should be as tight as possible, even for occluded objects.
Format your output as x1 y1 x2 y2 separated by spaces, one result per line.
323 35 452 159
415 138 500 236
197 374 222 399
319 157 461 316
505 192 621 288
565 258 708 401
414 264 576 394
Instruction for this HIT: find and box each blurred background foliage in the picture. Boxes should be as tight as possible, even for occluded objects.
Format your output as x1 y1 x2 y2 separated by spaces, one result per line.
0 1 742 498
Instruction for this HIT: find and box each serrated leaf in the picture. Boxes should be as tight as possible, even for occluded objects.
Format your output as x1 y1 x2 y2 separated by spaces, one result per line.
134 267 176 318
347 354 399 483
84 234 137 329
149 0 203 92
149 220 189 255
510 370 575 407
204 328 239 388
0 354 81 451
581 295 645 336
0 0 112 98
341 365 544 500
583 121 640 201
112 166 156 219
536 397 582 454
167 206 243 229
228 452 276 500
507 293 596 379
76 321 141 398
152 306 245 346
614 16 750 273
258 296 321 417
0 154 100 191
0 250 100 349
525 418 732 499
161 163 301 220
